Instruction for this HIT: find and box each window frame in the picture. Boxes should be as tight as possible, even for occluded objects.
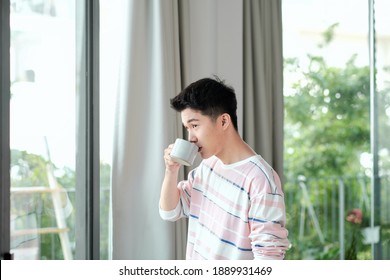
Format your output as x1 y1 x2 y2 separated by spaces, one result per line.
0 0 100 260
75 0 101 260
0 0 11 261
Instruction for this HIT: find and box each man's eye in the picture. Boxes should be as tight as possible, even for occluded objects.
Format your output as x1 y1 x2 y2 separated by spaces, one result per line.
192 124 198 128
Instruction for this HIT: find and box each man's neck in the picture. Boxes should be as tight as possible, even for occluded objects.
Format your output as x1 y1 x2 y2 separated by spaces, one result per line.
216 133 256 165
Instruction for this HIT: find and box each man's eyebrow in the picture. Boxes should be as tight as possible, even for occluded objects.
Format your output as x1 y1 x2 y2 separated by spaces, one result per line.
184 118 199 125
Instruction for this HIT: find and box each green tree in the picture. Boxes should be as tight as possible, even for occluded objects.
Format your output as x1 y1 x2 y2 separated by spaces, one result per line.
283 24 373 260
11 149 112 260
284 32 370 179
11 149 75 259
11 149 50 187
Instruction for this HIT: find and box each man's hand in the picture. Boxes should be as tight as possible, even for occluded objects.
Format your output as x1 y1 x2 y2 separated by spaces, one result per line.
164 143 181 172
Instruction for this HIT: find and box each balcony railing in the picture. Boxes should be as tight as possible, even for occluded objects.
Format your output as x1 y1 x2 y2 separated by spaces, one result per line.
9 174 390 260
284 173 390 259
10 186 111 260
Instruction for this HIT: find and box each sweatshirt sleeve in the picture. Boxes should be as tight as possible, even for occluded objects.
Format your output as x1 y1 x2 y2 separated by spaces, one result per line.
248 192 290 260
159 200 182 221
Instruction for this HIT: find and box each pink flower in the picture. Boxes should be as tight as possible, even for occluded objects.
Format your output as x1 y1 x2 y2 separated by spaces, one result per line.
346 208 362 224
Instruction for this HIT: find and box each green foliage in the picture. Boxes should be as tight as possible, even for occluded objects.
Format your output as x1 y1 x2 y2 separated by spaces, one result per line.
56 167 76 189
100 161 111 260
284 50 370 179
315 244 340 260
11 149 72 259
283 24 375 260
283 38 389 258
11 149 112 259
11 149 50 187
318 23 339 48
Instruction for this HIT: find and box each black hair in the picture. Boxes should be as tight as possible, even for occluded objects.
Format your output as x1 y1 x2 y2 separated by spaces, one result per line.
170 76 238 131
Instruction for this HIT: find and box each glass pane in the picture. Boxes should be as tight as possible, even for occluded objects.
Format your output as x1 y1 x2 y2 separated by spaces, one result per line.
283 0 372 259
99 0 125 260
375 0 390 260
10 0 76 260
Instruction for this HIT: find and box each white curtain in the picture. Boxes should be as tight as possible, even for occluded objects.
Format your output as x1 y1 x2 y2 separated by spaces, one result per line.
110 0 186 260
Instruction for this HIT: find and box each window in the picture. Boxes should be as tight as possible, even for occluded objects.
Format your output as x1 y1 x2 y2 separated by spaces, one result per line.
1 0 100 260
283 0 390 260
10 0 77 260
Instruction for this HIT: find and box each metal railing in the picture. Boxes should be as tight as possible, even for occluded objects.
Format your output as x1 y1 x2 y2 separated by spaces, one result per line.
284 173 390 259
10 186 111 260
10 175 390 260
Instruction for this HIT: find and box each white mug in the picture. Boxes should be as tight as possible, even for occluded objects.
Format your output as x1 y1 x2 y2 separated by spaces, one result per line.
170 138 198 166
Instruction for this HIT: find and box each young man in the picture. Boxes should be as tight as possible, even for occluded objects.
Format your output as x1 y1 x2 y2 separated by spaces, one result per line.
159 77 290 260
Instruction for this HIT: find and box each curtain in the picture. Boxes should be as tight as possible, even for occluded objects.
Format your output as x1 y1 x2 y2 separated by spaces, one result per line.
110 0 187 260
243 0 284 177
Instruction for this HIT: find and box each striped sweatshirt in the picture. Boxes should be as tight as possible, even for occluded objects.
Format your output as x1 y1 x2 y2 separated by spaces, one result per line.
159 155 290 260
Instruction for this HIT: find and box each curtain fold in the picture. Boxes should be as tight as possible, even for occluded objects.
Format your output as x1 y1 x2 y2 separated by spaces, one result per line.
243 0 284 177
110 0 187 260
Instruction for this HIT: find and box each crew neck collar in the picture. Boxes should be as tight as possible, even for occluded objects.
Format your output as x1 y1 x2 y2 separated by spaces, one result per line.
217 154 259 168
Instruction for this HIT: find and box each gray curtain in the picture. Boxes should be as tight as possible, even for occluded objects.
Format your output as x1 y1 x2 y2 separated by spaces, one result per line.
110 0 187 260
243 0 284 177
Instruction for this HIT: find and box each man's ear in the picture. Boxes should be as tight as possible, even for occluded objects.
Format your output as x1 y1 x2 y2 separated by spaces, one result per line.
221 113 230 129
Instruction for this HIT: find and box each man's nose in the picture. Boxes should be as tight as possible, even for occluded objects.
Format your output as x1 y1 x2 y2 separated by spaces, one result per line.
188 131 197 143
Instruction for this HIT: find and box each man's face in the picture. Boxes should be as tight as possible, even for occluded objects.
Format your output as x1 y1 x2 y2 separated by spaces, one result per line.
181 108 223 159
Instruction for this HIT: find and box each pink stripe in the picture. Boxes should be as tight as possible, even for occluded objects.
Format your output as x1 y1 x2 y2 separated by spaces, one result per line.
192 177 246 212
